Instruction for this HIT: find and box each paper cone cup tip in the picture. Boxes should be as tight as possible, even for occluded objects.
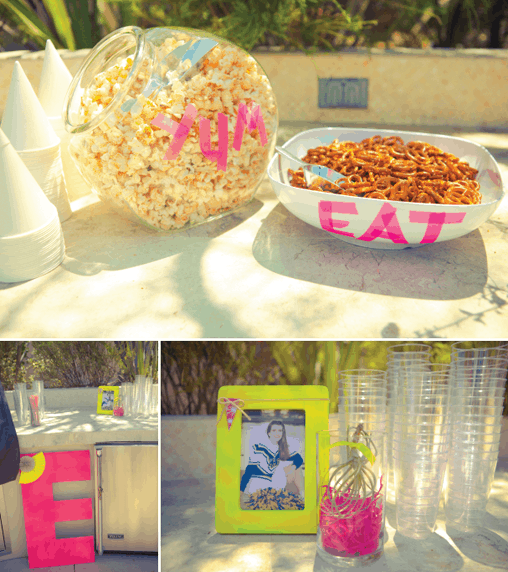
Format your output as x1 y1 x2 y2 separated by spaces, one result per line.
39 40 73 117
0 127 57 237
1 62 60 150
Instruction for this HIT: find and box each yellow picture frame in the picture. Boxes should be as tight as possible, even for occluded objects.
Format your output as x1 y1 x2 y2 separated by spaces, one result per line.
215 384 329 534
96 386 119 415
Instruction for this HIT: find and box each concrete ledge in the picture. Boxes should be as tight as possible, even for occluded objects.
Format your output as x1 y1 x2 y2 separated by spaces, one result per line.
1 48 507 128
6 387 107 410
162 414 508 481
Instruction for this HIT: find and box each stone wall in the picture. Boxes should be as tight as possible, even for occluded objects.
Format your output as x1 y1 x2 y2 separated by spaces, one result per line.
1 48 507 128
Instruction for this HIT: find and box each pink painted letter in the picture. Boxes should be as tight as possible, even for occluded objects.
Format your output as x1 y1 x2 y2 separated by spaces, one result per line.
20 451 94 569
318 201 358 237
409 211 466 244
199 112 229 171
358 203 408 244
233 103 268 151
150 104 198 161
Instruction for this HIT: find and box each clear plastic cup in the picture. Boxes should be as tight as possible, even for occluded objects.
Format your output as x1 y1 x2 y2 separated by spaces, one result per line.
452 418 503 432
396 505 441 539
338 370 387 434
450 396 506 409
397 487 445 505
392 439 450 457
452 405 504 418
451 432 502 446
395 468 447 539
387 343 432 359
393 425 451 442
120 383 133 416
445 445 499 532
451 342 508 362
450 361 508 390
386 346 432 504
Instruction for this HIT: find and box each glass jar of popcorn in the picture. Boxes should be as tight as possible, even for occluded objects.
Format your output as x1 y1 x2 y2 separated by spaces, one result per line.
63 26 278 231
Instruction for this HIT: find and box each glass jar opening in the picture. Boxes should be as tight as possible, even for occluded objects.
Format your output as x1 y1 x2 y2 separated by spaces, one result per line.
63 26 148 135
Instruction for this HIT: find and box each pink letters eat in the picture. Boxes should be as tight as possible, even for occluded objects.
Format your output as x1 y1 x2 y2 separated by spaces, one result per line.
318 201 466 245
20 451 95 569
151 102 267 171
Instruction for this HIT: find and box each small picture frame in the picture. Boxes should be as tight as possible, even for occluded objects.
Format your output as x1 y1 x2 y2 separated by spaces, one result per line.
215 384 329 534
97 386 119 415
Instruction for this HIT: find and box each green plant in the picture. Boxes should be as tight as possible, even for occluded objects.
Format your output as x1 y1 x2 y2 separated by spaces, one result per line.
109 341 158 381
0 0 102 50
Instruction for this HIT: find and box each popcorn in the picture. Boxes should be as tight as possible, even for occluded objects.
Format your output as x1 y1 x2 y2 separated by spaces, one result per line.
72 31 277 230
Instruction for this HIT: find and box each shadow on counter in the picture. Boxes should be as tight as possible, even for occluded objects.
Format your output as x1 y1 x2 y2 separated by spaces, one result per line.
252 202 489 302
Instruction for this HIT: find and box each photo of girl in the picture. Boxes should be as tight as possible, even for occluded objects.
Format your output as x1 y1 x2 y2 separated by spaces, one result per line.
101 390 115 410
240 410 305 510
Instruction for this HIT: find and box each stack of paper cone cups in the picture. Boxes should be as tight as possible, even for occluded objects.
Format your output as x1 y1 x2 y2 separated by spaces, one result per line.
0 128 65 283
39 40 93 203
1 61 72 222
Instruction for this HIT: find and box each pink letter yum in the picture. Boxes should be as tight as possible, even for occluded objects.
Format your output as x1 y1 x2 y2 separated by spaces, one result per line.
200 112 229 171
20 450 94 568
151 102 268 171
233 103 268 150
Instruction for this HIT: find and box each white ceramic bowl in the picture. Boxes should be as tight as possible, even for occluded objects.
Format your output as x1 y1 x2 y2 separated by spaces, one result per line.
267 127 505 250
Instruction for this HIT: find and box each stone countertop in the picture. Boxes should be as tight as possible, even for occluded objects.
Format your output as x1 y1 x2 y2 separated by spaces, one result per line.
161 458 508 572
1 121 508 339
13 409 158 448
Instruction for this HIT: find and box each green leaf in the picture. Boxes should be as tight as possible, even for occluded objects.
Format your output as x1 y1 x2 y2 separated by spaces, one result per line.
65 0 96 49
329 440 376 465
0 0 63 48
41 0 76 49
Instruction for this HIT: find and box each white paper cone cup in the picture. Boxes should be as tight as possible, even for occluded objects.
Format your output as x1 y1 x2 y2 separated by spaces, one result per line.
1 62 60 151
49 116 93 202
0 128 58 237
38 40 73 118
18 144 73 222
0 211 64 283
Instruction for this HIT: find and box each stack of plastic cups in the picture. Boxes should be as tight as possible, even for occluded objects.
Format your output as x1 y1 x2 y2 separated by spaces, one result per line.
386 343 432 504
317 369 388 567
393 367 452 539
120 383 133 417
13 383 30 426
445 343 508 533
133 375 151 417
150 382 158 416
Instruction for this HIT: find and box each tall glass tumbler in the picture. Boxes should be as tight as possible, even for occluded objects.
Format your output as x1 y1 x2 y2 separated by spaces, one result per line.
31 379 46 421
13 383 30 426
317 428 386 567
317 370 388 566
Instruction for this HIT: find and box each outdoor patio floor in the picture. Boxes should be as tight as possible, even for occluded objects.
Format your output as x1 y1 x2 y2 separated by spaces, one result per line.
1 553 158 572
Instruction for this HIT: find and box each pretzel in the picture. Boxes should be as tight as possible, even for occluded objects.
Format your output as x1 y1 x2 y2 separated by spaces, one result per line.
288 136 481 204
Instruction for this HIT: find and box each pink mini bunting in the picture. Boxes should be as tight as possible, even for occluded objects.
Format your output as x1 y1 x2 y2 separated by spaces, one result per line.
225 398 241 431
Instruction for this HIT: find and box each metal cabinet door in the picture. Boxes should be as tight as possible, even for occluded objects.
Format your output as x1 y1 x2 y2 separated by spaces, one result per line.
95 442 158 554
